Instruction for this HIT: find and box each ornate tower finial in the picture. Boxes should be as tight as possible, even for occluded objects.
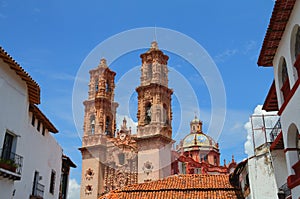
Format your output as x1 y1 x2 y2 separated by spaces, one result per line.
99 58 108 68
122 117 127 129
151 41 158 50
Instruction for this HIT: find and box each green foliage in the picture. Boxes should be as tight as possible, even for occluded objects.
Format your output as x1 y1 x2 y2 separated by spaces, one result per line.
0 158 18 168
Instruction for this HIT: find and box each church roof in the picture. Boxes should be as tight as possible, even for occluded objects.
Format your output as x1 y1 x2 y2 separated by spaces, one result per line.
99 174 244 199
182 132 217 149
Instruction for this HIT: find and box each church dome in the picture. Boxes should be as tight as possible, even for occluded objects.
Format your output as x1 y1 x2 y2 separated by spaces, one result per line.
182 132 217 151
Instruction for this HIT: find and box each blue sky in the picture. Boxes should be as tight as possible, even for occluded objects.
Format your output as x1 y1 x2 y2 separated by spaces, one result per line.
0 0 276 195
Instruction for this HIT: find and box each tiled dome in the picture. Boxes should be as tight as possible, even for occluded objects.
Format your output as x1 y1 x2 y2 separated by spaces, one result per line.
182 132 217 150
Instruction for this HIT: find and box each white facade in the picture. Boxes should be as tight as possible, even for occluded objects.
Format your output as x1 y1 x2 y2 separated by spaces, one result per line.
258 1 300 198
0 49 63 199
247 149 278 199
232 146 278 199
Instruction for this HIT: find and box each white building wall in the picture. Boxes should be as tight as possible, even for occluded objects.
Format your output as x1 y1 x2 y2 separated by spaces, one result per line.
271 150 289 189
273 1 300 107
248 155 278 199
0 59 62 198
270 1 300 198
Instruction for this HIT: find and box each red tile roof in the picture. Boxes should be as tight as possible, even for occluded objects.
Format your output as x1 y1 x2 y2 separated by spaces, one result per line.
258 0 296 67
0 46 40 104
99 174 244 199
262 80 279 111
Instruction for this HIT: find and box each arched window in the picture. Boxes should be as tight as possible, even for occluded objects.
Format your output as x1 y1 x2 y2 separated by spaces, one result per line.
214 156 217 166
105 116 111 137
163 104 169 125
291 25 300 79
147 64 152 81
294 26 300 59
90 115 95 134
287 124 300 160
105 81 110 92
145 103 152 124
95 79 99 92
279 57 290 101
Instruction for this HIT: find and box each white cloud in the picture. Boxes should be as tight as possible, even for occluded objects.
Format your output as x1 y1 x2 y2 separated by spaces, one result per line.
214 49 238 63
67 178 80 199
244 105 278 157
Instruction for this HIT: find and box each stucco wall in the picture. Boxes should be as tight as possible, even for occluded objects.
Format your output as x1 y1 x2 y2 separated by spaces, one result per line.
0 59 62 199
248 156 278 199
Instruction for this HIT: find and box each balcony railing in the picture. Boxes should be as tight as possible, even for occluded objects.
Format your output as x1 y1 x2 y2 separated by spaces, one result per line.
35 183 45 198
278 183 291 199
0 148 23 177
270 118 281 142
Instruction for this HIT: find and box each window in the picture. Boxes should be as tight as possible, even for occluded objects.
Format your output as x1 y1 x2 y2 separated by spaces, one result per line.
195 168 201 174
279 57 290 101
95 79 98 92
118 153 125 165
145 103 152 124
163 104 169 125
105 116 111 137
294 25 300 60
182 163 186 174
49 170 56 194
214 156 217 166
90 115 95 134
31 114 35 126
204 155 208 162
32 171 43 197
105 81 110 92
1 132 14 160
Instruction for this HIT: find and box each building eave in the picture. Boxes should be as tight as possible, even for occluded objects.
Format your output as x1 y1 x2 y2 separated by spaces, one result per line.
257 0 296 67
29 104 58 133
263 80 279 111
0 46 41 104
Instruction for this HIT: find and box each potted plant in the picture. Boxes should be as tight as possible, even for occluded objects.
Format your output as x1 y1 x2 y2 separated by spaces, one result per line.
0 158 18 172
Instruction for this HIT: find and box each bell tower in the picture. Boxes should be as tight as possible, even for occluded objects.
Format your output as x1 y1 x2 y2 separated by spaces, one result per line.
79 58 118 199
136 41 173 183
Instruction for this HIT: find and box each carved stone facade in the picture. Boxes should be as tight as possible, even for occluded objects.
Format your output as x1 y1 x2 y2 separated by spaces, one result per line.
79 42 174 198
79 59 137 199
136 41 174 183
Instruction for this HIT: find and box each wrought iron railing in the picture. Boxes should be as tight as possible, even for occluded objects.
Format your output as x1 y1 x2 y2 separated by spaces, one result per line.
35 182 45 198
278 183 291 198
0 148 23 175
269 118 281 142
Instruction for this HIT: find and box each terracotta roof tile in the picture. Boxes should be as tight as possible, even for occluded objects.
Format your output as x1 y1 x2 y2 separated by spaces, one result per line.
258 0 296 66
100 174 244 199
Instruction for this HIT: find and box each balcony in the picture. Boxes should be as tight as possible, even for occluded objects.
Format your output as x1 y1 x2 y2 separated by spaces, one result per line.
0 148 23 180
278 183 291 199
269 119 284 151
270 118 281 142
30 182 45 199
